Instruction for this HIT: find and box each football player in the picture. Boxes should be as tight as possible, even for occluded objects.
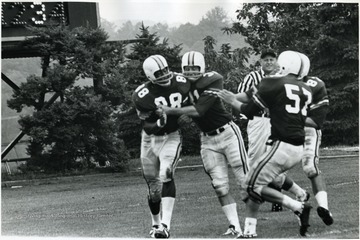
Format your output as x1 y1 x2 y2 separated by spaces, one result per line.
132 55 191 238
297 53 334 225
158 51 249 236
213 51 313 238
272 53 333 226
234 52 310 208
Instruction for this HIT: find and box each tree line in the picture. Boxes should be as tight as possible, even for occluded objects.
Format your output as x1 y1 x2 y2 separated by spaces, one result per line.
4 3 358 174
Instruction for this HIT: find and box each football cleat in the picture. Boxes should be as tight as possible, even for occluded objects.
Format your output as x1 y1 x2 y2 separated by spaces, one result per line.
271 203 283 212
154 223 170 238
317 207 334 226
296 191 311 202
222 225 239 236
149 225 159 238
295 203 312 236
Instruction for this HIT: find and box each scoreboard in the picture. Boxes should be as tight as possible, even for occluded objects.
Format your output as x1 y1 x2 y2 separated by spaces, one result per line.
2 2 99 58
2 2 99 38
2 2 67 28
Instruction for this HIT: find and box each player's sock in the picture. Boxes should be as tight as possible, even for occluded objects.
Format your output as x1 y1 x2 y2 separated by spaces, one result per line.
282 195 303 212
148 197 161 226
161 197 175 230
222 203 242 233
151 213 161 227
161 180 176 230
243 217 257 235
315 191 328 209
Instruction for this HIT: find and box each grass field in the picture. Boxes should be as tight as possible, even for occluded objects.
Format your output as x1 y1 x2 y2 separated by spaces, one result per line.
1 152 359 239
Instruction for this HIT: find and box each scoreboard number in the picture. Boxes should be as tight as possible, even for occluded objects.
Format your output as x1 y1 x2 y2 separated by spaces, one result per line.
1 2 66 27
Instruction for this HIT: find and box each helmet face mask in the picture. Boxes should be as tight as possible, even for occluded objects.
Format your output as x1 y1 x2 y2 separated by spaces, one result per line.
182 51 205 81
153 66 173 86
143 55 173 87
183 65 202 81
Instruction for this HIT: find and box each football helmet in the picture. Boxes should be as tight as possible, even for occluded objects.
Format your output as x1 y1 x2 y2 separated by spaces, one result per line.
297 52 310 80
143 55 173 87
277 50 302 76
181 51 205 81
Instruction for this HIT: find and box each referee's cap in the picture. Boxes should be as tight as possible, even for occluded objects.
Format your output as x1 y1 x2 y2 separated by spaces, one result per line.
260 49 277 59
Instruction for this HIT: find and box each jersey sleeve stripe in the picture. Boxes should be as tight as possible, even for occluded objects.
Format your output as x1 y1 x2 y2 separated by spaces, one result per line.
252 94 268 109
309 99 329 110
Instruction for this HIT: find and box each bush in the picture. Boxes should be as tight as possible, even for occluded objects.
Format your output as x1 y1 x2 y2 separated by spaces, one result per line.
19 87 130 173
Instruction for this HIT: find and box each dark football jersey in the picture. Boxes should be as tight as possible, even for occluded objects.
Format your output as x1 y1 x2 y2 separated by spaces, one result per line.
132 73 191 135
242 75 312 145
188 71 232 132
304 76 329 129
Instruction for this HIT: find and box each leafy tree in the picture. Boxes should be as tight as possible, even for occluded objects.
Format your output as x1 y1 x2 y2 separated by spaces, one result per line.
224 3 359 145
19 87 129 172
150 23 171 39
127 23 182 72
100 18 119 40
170 23 200 50
7 24 130 173
199 7 230 36
116 21 141 40
203 36 251 91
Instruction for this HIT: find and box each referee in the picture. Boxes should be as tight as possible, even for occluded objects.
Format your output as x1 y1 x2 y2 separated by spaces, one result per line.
237 49 283 212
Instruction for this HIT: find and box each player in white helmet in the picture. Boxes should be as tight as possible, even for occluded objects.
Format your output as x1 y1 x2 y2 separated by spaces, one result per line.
143 55 173 87
300 53 333 225
159 51 249 236
181 51 206 80
132 55 191 238
236 50 310 211
210 50 313 238
280 52 333 225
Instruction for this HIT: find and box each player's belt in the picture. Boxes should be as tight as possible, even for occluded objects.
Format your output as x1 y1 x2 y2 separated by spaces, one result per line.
203 122 231 136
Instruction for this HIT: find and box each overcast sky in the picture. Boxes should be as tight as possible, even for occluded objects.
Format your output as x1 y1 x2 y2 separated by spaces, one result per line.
98 0 242 25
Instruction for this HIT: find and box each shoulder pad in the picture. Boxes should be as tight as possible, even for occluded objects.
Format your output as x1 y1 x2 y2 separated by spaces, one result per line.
195 71 223 88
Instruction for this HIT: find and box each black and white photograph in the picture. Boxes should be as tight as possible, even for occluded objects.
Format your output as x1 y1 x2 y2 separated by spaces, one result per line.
1 0 359 239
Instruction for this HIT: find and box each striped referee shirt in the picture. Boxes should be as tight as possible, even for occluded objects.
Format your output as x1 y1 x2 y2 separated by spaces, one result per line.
237 69 265 93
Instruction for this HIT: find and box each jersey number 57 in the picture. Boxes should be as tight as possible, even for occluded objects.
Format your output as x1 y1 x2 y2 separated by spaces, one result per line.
284 84 312 116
